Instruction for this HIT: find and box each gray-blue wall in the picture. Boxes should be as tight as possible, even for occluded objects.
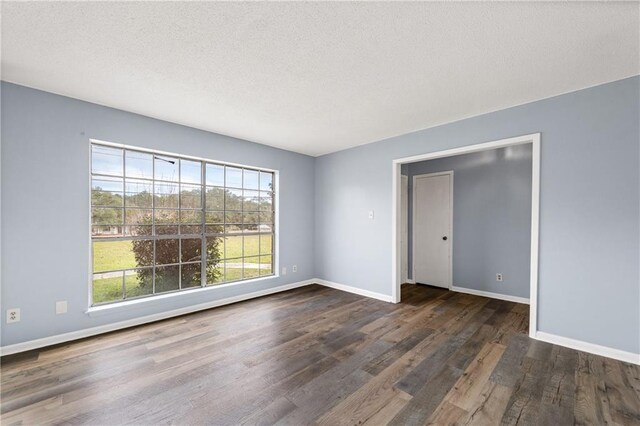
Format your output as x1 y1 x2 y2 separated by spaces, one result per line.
403 145 532 299
315 76 639 354
1 82 316 347
3 76 639 356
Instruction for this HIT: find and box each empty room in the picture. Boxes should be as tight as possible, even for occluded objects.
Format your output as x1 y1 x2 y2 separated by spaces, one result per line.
1 2 639 425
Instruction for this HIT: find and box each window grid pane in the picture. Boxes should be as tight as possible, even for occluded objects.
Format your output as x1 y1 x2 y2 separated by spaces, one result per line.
91 143 275 305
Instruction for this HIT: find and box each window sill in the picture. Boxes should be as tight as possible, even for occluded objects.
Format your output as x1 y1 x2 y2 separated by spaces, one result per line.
86 274 278 317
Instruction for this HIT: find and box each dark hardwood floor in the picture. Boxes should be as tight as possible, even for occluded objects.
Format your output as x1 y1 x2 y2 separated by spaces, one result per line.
1 284 639 425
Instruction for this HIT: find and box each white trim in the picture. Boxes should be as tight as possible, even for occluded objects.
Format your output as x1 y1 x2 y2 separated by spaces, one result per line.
0 279 314 356
395 133 539 165
529 136 541 338
88 138 281 310
274 170 281 280
90 138 278 173
392 162 401 303
391 133 541 335
535 331 640 366
411 171 454 290
400 175 409 284
4 277 637 368
404 279 416 284
86 274 281 317
450 285 530 305
315 279 394 303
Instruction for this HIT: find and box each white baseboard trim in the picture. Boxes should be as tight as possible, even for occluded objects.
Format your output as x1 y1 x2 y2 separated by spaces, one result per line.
3 279 637 368
535 331 640 365
315 279 394 303
0 279 315 356
451 286 530 305
404 279 416 284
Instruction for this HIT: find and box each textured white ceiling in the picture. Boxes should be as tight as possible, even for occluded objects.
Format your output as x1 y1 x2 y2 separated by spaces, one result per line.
2 2 639 156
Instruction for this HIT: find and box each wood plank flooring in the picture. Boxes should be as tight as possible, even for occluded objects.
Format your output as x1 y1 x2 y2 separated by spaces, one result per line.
1 284 639 425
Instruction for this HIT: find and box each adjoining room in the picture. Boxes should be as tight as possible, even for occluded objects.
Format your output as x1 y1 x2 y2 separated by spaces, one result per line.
395 136 535 310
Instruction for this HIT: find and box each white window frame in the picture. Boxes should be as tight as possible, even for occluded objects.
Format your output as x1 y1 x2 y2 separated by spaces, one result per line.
88 139 279 308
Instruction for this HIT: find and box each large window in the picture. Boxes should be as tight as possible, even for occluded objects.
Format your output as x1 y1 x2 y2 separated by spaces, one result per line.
90 142 275 305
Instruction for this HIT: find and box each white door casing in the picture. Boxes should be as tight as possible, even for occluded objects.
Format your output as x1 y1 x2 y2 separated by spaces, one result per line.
400 175 409 283
412 171 452 288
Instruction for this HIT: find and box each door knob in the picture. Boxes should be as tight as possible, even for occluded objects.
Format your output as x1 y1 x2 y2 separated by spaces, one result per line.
442 236 448 241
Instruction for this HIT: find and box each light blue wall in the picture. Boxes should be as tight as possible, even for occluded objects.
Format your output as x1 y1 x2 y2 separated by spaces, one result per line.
0 82 315 347
404 145 532 299
316 76 640 354
3 77 639 355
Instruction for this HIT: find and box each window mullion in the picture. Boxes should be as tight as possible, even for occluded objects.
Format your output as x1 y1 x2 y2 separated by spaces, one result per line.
201 161 206 287
241 168 244 280
258 171 261 274
178 159 182 291
152 152 156 296
223 166 227 281
122 150 126 300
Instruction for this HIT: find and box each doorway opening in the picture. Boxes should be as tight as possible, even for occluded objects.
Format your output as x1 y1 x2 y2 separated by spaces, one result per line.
391 133 540 337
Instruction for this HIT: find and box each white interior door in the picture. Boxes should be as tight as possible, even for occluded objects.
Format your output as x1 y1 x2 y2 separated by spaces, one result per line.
413 172 452 288
400 175 409 283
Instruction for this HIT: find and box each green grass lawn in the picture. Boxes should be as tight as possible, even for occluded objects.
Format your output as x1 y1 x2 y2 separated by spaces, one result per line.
93 276 124 303
93 240 136 272
93 273 155 304
223 234 272 262
93 234 273 304
93 263 269 304
93 235 272 272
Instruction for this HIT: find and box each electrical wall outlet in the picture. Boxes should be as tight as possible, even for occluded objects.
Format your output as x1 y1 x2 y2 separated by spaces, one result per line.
496 273 503 282
368 210 375 220
56 301 68 314
292 265 297 273
282 267 287 275
7 308 20 323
